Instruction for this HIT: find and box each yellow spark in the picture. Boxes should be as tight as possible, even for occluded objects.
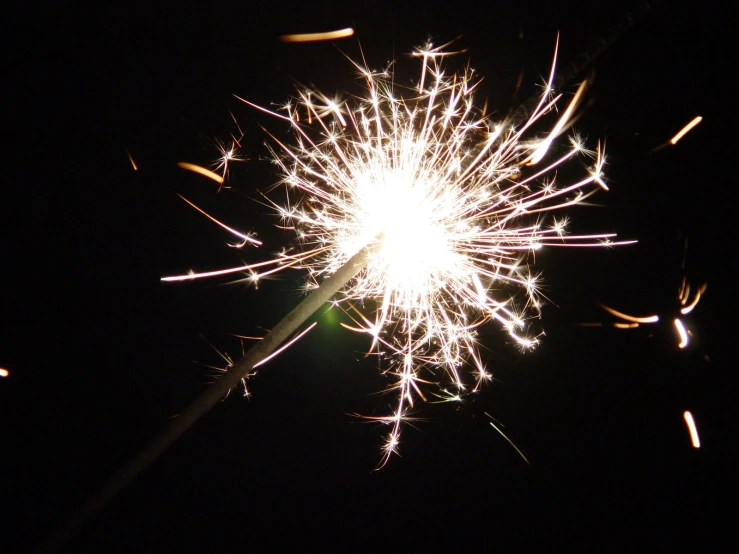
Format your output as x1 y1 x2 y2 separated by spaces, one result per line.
674 318 689 349
680 282 707 315
669 116 702 145
125 147 138 171
599 303 659 324
279 27 354 43
683 410 700 448
678 275 690 305
178 162 224 185
0 367 9 378
612 322 639 329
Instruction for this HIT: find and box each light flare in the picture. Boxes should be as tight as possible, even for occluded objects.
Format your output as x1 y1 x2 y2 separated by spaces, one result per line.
253 321 318 368
598 303 659 324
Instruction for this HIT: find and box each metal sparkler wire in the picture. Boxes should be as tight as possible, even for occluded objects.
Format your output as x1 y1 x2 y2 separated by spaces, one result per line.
36 246 373 554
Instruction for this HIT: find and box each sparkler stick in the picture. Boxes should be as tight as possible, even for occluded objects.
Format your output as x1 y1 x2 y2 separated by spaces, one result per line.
37 245 373 554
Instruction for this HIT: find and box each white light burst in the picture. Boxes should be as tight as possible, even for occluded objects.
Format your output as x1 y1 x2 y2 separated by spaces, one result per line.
181 39 632 465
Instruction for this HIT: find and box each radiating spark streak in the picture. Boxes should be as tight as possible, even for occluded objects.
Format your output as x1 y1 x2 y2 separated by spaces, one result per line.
178 162 224 185
253 321 318 368
680 282 707 314
598 303 659 323
0 367 9 378
279 27 355 43
160 251 316 282
526 79 588 166
486 413 530 466
683 410 700 448
669 116 702 145
674 318 689 348
125 147 138 171
531 239 636 248
678 276 690 305
613 322 639 329
177 194 262 247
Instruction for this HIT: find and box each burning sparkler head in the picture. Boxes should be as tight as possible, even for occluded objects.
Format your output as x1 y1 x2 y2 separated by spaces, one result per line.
234 39 627 463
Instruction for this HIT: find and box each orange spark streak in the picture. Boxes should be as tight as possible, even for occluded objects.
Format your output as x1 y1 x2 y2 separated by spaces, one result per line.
0 367 9 378
680 282 707 314
178 162 224 185
674 318 689 348
669 116 702 145
599 303 659 324
279 28 354 43
683 410 700 448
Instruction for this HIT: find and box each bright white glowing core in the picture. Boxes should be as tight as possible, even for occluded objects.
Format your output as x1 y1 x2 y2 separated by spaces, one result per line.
355 167 468 307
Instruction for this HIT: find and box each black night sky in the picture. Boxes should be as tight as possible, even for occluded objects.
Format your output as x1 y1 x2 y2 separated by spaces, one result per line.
4 1 736 552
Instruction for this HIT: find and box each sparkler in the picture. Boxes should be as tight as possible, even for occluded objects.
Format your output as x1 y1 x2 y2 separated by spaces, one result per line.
169 38 632 464
40 37 639 554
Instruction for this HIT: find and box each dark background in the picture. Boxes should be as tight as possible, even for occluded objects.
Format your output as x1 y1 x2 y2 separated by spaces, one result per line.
4 0 736 551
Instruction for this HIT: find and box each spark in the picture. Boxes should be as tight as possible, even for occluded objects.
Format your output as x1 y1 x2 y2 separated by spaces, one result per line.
212 126 246 188
683 410 700 448
178 161 224 185
486 412 530 466
598 303 659 324
0 367 9 378
279 27 355 43
176 194 262 247
589 260 706 349
168 40 629 465
253 321 318 368
674 318 689 349
227 40 630 464
669 116 702 145
125 147 138 171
